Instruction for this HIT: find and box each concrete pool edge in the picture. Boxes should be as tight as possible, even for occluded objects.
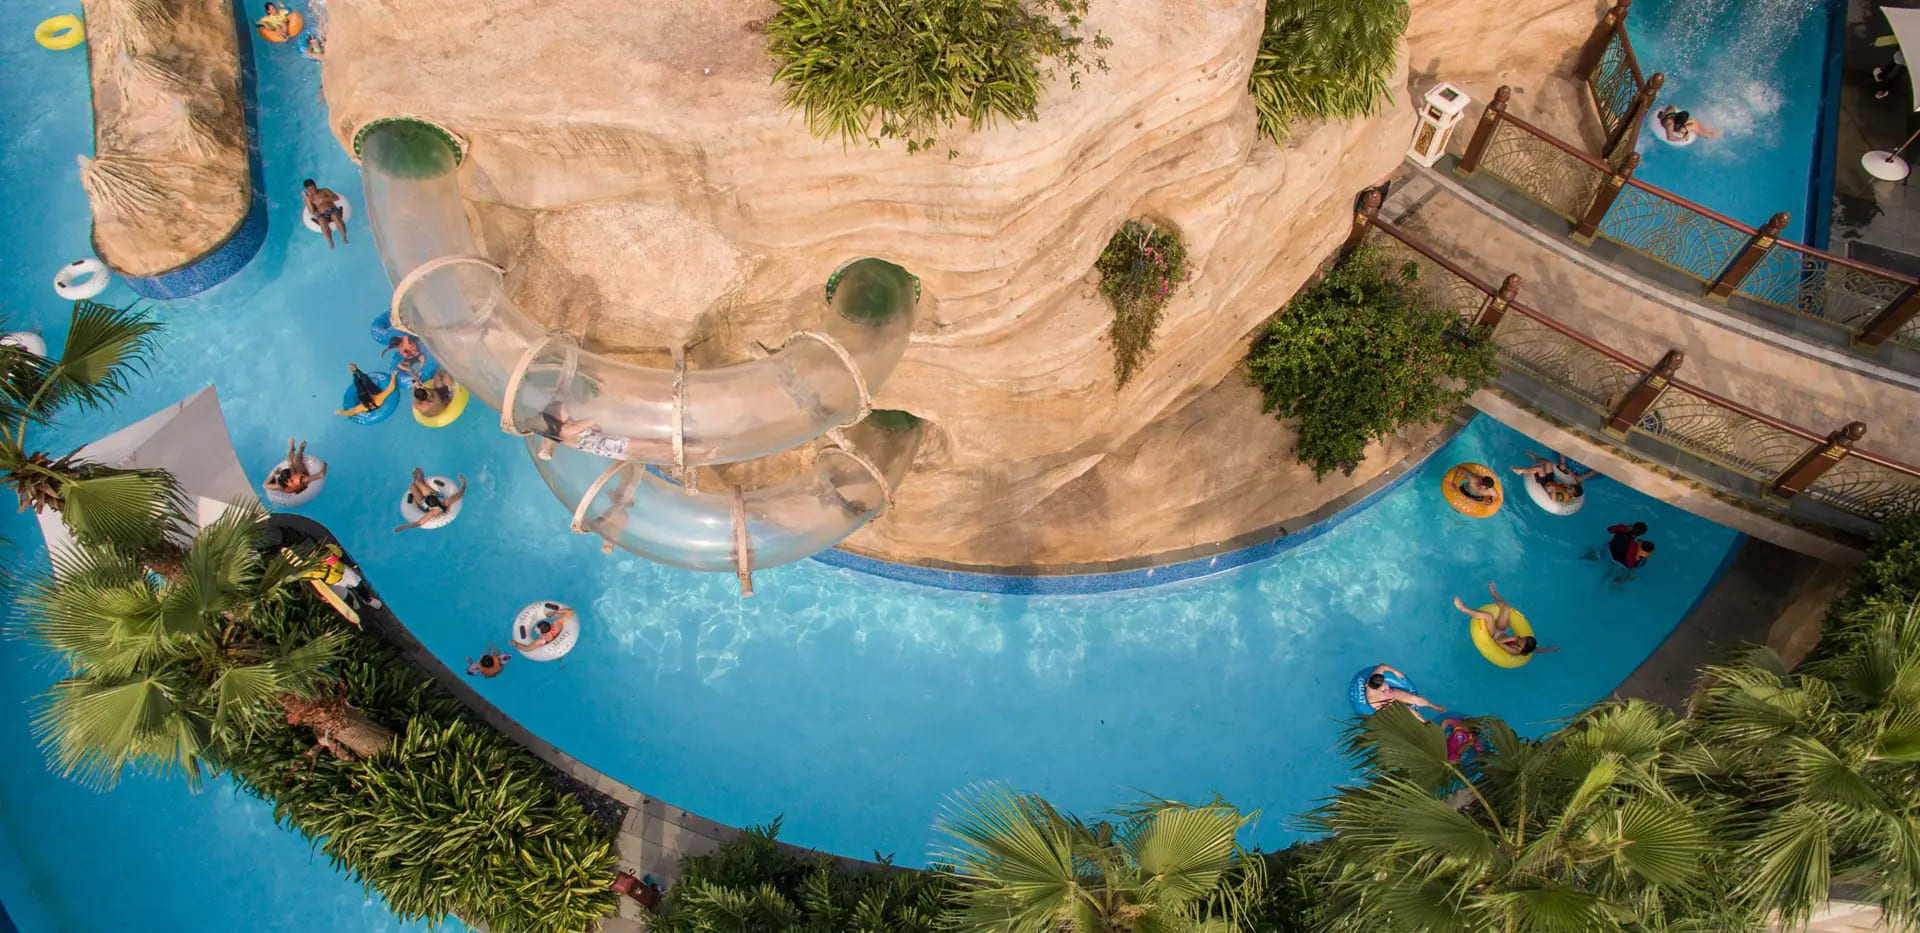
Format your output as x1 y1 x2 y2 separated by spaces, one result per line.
815 412 1473 594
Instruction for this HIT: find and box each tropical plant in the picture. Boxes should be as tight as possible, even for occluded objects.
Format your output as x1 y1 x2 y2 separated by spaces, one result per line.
15 504 353 789
1244 246 1499 478
765 0 1108 154
0 301 174 550
227 589 620 933
1237 843 1325 933
1249 0 1409 141
936 785 1268 932
1095 218 1192 388
1687 591 1920 931
651 817 950 933
1307 702 1756 932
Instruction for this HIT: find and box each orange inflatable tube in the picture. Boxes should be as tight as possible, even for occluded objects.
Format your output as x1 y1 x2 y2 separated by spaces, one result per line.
1442 463 1503 518
257 10 303 43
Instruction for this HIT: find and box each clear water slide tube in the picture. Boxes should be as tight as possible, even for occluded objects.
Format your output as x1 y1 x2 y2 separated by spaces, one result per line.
354 118 926 588
533 411 924 580
355 119 919 467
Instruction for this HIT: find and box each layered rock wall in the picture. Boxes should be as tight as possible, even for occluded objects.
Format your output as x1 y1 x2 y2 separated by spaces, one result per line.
322 0 1600 566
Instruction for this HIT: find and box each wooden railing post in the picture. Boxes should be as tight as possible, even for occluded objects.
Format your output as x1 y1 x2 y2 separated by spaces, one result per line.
1477 274 1521 329
1768 421 1867 501
1456 86 1511 177
1607 72 1663 159
1574 0 1633 80
1705 212 1790 302
1604 349 1682 438
1573 152 1637 244
1342 188 1383 258
1854 284 1920 349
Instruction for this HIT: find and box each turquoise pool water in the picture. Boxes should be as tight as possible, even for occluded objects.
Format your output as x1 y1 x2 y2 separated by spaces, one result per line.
1626 0 1842 244
1 0 1740 927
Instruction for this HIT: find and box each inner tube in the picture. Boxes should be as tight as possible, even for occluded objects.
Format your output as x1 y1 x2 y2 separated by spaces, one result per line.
302 193 350 233
339 370 398 425
414 382 470 428
1439 714 1487 766
399 475 462 530
369 311 400 345
1441 463 1503 518
1348 665 1418 717
258 10 304 42
52 259 109 302
1523 468 1585 516
0 332 47 358
1649 111 1697 147
1470 605 1535 669
262 457 327 509
512 601 580 662
34 15 83 50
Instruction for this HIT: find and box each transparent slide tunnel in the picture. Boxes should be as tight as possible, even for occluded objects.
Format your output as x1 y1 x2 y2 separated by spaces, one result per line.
354 118 925 589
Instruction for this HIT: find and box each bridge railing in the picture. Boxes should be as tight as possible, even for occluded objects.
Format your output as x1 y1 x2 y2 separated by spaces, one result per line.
1344 189 1920 531
1572 0 1658 160
1453 90 1920 353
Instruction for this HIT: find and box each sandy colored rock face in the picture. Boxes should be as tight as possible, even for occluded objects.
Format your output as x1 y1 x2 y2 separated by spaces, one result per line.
80 0 252 278
322 0 1602 566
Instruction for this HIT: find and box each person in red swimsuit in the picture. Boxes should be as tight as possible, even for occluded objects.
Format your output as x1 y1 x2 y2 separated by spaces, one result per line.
1606 522 1654 580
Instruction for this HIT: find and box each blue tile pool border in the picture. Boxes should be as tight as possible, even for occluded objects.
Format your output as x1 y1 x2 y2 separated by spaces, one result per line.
1807 0 1847 250
111 0 268 299
813 417 1467 594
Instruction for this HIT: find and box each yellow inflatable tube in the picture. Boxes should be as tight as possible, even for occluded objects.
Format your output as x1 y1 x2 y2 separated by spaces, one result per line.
35 15 84 50
1442 463 1503 518
414 382 470 428
1470 605 1533 668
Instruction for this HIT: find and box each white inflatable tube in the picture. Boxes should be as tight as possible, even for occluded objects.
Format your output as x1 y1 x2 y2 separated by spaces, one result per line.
399 475 462 529
303 195 352 233
262 457 327 508
1648 111 1696 147
1523 468 1585 516
0 332 47 358
512 601 579 661
52 259 109 301
355 120 918 467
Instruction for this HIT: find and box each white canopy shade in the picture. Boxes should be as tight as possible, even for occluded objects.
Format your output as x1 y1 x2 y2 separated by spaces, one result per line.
1882 6 1920 112
34 386 260 560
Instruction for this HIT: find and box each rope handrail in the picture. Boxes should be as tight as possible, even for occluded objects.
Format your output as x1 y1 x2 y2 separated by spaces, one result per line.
1367 216 1920 478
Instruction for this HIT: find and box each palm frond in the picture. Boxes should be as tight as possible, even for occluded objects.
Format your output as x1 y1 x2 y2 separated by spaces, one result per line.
16 301 162 430
1130 804 1255 908
53 466 182 550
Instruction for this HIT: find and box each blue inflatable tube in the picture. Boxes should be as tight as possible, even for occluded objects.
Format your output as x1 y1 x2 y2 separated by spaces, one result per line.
341 370 398 425
1349 665 1416 717
370 311 399 346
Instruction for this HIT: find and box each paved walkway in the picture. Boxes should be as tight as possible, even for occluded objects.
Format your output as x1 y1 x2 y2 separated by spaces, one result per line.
1385 165 1920 466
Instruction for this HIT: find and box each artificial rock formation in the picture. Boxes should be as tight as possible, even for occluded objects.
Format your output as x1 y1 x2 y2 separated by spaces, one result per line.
78 0 251 277
320 0 1597 567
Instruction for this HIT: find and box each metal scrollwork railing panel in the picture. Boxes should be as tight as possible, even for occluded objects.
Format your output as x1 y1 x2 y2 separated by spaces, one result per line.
1587 31 1639 137
1597 186 1750 282
1492 315 1642 415
1366 237 1488 324
1803 457 1920 524
1636 384 1816 482
1735 246 1907 331
1477 121 1607 223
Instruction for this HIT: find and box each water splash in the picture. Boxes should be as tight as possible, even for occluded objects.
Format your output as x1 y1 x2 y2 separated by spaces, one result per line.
1656 0 1826 82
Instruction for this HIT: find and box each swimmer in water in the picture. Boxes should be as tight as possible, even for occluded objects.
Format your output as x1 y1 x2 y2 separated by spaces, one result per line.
1362 663 1445 722
1656 106 1720 142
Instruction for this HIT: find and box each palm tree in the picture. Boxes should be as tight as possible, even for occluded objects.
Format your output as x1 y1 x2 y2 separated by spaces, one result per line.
15 504 378 789
1305 702 1754 932
1689 592 1920 931
1 301 176 551
934 785 1268 932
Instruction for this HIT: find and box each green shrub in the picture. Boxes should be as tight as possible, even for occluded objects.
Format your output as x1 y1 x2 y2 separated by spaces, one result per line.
1249 0 1409 141
227 595 620 933
765 0 1107 154
651 817 951 933
1095 218 1192 387
1244 246 1499 478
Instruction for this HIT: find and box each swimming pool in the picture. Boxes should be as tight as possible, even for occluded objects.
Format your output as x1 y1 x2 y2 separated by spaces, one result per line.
1625 0 1843 245
0 0 1741 926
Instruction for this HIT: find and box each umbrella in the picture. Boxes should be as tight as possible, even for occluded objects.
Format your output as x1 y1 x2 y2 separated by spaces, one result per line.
34 385 260 559
1865 5 1920 180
